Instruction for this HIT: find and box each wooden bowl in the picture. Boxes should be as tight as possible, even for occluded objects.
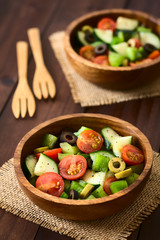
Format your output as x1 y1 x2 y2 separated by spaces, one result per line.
64 9 160 90
14 113 153 220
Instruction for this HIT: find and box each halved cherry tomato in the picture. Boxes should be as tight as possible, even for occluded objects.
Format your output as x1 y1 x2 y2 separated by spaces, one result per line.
103 176 118 195
93 55 109 66
148 50 160 59
79 45 95 61
77 129 104 154
36 172 64 197
58 155 87 180
97 18 116 31
35 148 62 163
121 144 144 165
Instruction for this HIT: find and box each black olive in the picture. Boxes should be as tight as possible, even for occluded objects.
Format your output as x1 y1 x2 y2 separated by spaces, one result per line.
85 32 96 43
59 131 77 145
94 43 108 55
87 158 93 169
69 189 79 199
143 43 157 53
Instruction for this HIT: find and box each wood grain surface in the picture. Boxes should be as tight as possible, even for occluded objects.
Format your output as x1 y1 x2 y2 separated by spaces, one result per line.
0 0 160 239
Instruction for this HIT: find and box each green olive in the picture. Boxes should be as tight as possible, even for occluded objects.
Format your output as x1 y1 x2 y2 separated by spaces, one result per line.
108 157 126 173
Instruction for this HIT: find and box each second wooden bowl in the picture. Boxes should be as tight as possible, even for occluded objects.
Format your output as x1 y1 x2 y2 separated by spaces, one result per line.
64 9 160 90
14 113 153 220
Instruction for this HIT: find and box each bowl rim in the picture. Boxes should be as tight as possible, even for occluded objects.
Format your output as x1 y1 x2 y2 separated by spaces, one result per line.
14 113 153 206
64 8 160 71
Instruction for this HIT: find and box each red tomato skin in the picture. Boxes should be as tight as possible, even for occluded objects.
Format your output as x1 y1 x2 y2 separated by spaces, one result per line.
93 55 109 66
58 155 87 180
148 50 160 59
121 144 144 165
79 45 95 61
97 18 116 31
103 176 117 195
77 130 104 154
36 172 64 197
35 148 62 163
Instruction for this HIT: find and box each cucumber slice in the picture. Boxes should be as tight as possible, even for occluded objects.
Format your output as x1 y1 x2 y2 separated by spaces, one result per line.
77 31 90 46
92 185 107 198
60 142 79 154
24 154 37 178
81 169 106 186
41 133 57 149
139 32 160 49
77 180 87 188
34 153 58 176
90 150 115 162
94 28 113 43
58 153 71 161
101 127 120 149
70 181 84 197
112 42 128 56
137 26 152 33
112 136 133 157
108 51 125 67
116 16 139 30
86 194 96 199
74 126 91 137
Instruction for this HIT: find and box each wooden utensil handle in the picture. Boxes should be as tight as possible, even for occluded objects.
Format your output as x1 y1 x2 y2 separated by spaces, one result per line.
16 41 28 80
27 28 44 67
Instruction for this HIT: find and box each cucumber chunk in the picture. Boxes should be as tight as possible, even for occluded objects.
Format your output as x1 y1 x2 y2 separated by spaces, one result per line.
60 142 79 154
77 31 90 46
92 154 109 172
77 180 87 188
108 51 125 67
64 180 71 194
60 192 69 199
74 126 91 137
90 150 115 161
86 194 96 199
116 16 139 30
112 42 128 56
101 127 120 149
92 185 107 198
129 163 144 175
58 153 71 161
137 26 152 33
139 32 160 49
112 136 133 157
34 153 58 176
70 181 84 197
126 173 139 185
41 133 57 149
24 154 37 178
110 180 128 194
81 169 106 186
94 28 113 43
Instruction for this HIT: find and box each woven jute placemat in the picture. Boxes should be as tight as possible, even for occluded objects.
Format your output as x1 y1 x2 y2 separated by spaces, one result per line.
49 31 160 107
0 152 160 240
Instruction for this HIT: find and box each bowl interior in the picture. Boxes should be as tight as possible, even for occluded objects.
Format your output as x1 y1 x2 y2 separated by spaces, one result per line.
17 114 152 191
69 9 160 54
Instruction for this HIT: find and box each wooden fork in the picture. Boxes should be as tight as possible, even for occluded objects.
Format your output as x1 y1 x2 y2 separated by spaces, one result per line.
12 41 36 118
27 28 56 100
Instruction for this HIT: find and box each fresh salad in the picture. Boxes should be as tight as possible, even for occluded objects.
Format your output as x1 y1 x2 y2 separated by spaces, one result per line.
24 126 144 200
76 16 160 67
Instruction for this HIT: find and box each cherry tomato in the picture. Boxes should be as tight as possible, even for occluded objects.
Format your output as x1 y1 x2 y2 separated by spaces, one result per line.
35 148 62 163
97 18 116 31
36 172 64 197
121 144 144 165
77 129 104 154
103 176 118 195
58 155 87 180
79 45 95 61
93 55 109 66
128 38 141 48
148 50 160 59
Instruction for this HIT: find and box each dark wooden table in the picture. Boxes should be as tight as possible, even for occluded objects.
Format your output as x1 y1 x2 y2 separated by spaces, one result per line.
0 0 160 239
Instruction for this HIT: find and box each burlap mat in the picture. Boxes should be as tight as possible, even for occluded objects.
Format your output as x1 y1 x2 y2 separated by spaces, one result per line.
0 152 160 240
49 31 160 107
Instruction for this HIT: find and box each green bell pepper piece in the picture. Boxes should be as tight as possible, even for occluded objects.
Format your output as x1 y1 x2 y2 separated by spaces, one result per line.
110 180 128 194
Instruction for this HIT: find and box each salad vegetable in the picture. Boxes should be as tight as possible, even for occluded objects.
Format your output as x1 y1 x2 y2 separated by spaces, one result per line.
23 126 145 200
76 16 160 67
